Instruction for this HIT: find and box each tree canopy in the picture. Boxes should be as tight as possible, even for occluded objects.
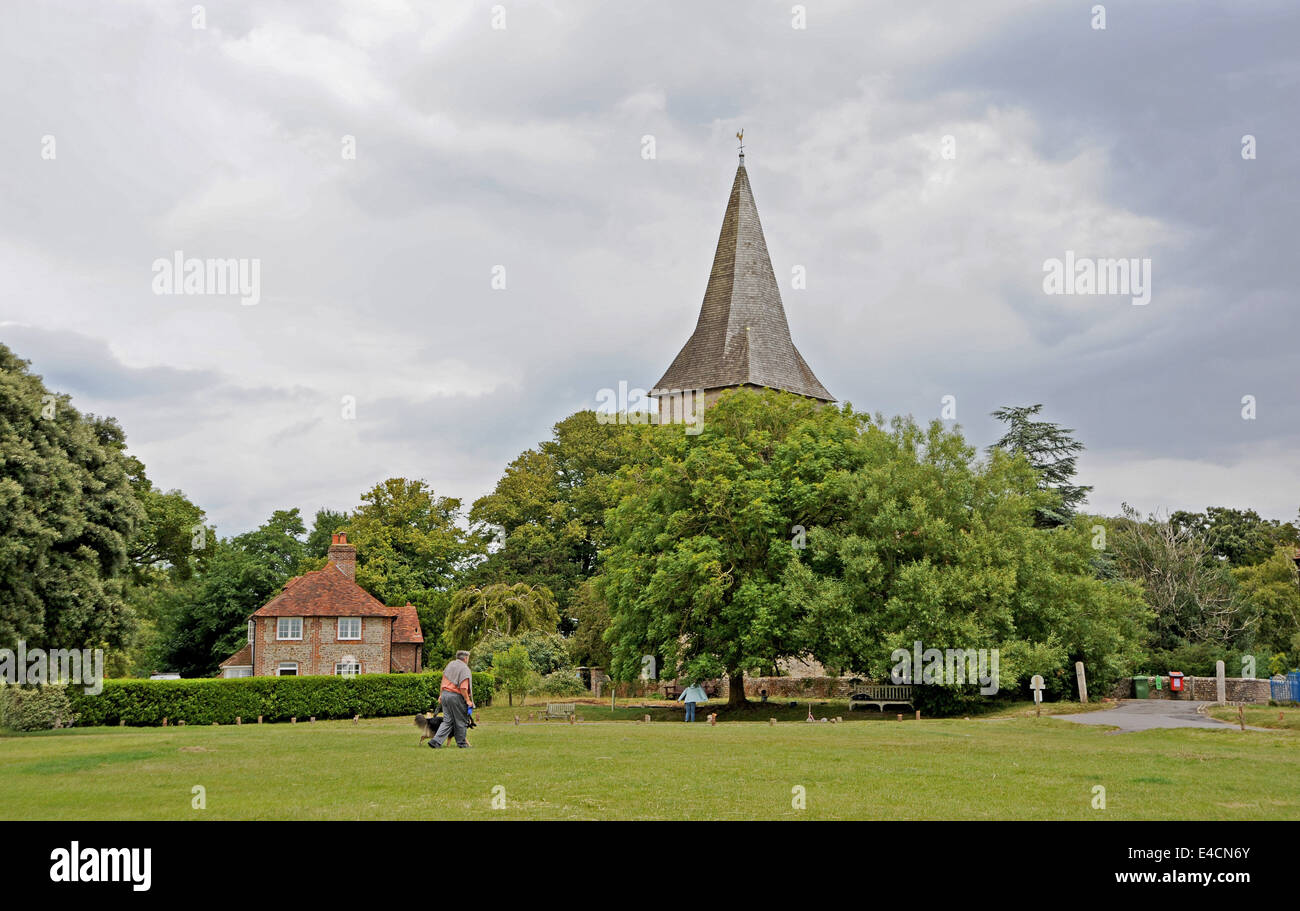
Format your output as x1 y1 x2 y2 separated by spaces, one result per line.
0 343 144 652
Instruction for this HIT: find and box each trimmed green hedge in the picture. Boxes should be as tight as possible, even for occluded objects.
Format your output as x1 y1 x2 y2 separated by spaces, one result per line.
67 670 495 727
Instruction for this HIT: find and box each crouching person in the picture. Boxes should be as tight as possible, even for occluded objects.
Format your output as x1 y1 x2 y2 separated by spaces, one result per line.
431 650 475 749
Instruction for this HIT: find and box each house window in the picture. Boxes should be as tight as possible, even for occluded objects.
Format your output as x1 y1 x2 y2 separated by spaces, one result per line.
337 617 361 640
277 617 302 640
276 662 298 676
335 660 361 678
226 667 252 678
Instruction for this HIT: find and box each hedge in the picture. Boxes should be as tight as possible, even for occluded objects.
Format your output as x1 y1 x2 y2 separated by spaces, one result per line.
65 670 495 728
0 684 76 731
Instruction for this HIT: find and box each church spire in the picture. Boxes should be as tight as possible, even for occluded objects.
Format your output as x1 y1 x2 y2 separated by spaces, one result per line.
652 153 834 402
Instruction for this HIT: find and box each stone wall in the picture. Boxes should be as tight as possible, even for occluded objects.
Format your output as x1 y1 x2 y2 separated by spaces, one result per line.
714 675 856 700
1111 675 1271 703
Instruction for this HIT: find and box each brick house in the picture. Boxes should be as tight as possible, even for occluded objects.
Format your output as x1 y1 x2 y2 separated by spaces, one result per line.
218 534 423 678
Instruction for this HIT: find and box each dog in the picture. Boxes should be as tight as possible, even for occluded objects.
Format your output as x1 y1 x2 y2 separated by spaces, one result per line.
413 706 476 745
414 710 444 745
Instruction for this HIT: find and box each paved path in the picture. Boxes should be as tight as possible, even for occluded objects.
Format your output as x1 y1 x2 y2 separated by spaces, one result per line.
1056 700 1269 733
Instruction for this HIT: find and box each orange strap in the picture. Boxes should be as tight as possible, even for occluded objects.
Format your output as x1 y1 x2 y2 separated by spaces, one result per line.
441 676 472 699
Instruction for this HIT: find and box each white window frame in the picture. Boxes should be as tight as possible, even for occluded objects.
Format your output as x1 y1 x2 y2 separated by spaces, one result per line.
277 617 302 641
337 617 362 641
276 662 298 676
225 667 252 678
335 660 362 677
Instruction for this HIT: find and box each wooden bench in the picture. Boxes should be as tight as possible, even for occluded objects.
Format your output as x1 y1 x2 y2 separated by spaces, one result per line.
662 682 721 700
543 702 576 721
848 684 915 712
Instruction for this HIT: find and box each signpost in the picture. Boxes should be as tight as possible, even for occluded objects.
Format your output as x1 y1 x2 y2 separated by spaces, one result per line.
1030 674 1045 717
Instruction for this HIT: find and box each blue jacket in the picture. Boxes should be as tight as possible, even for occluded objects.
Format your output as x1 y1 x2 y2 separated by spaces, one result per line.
678 685 708 704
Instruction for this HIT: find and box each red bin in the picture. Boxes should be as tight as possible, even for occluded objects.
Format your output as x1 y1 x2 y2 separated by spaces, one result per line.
1169 671 1184 692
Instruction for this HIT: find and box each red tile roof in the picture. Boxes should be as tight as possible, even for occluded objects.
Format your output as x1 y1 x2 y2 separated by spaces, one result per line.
250 562 399 619
219 643 253 668
392 603 424 643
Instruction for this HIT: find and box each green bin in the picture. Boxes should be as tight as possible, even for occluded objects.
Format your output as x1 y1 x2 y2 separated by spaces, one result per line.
1133 676 1150 699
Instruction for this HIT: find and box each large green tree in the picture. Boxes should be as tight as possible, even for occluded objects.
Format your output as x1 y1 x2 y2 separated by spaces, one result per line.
468 411 645 625
1170 506 1298 567
1231 545 1300 665
989 404 1091 527
0 343 144 652
786 416 1148 707
1109 506 1250 652
444 582 560 650
343 478 486 667
598 389 854 705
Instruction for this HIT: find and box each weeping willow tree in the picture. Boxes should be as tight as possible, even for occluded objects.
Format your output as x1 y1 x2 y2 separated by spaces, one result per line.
443 582 560 649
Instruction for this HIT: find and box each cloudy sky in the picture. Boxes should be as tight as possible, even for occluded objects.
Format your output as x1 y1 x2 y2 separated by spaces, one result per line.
3 0 1297 535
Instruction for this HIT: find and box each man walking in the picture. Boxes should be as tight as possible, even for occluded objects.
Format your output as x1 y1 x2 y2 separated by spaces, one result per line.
431 650 475 749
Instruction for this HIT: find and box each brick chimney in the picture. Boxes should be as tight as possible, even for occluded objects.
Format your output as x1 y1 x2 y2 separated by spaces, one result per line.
328 533 356 579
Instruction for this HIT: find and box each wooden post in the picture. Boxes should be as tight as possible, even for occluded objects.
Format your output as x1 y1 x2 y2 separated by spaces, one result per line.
291 717 296 724
897 714 903 722
162 717 168 727
643 714 650 723
257 715 263 724
178 720 185 726
309 716 316 723
352 714 359 724
119 719 125 726
514 715 520 726
915 710 920 721
708 713 716 726
769 718 776 725
568 713 574 725
1075 661 1088 703
236 716 242 725
1238 705 1245 731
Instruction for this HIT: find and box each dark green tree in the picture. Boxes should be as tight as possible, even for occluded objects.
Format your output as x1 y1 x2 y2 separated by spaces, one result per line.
0 343 144 651
305 507 349 559
1170 506 1297 567
467 411 646 625
989 404 1091 527
155 509 306 676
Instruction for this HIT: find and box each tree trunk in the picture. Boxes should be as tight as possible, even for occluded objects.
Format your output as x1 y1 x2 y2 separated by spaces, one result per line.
727 672 748 706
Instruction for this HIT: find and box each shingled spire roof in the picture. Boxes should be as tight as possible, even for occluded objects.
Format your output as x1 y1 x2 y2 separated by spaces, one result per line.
652 154 833 402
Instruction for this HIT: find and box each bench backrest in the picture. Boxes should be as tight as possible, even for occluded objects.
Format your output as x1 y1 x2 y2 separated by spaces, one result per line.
546 703 576 715
855 685 914 700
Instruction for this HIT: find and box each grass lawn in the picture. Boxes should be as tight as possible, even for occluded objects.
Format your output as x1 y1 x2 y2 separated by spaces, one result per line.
1206 704 1300 732
3 705 1297 820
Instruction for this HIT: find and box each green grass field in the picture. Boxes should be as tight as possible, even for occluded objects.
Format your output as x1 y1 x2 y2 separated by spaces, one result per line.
2 702 1296 820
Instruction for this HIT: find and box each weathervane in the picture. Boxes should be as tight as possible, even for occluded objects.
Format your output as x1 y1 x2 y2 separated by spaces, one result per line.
736 128 745 160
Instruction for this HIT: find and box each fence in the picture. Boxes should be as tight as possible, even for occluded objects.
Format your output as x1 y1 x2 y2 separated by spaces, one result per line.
1270 672 1300 703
